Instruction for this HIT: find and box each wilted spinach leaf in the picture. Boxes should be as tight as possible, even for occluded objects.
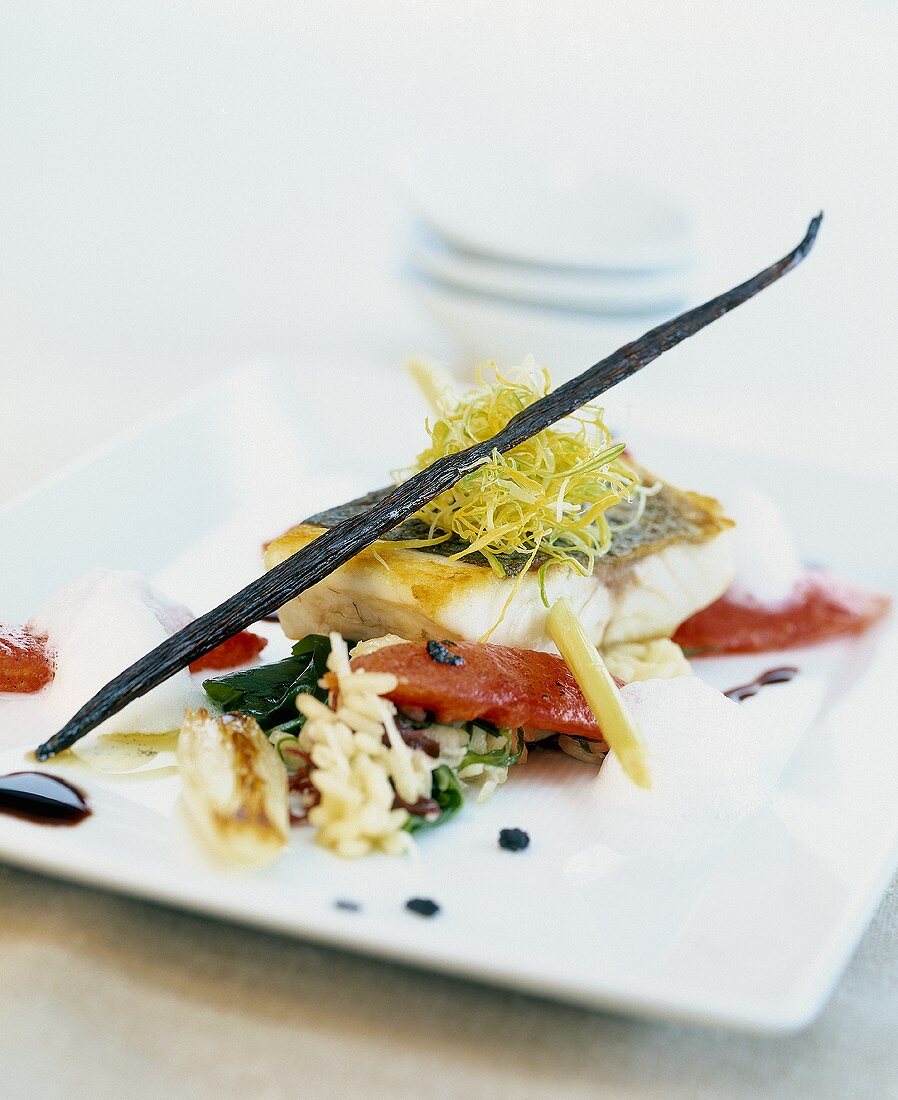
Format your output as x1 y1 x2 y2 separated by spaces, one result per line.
202 634 331 729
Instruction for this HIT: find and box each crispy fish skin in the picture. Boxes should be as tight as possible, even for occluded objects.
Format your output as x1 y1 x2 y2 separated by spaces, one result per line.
264 480 734 652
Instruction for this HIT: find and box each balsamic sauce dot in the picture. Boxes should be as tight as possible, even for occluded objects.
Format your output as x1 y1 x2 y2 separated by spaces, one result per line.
0 772 90 826
723 666 798 703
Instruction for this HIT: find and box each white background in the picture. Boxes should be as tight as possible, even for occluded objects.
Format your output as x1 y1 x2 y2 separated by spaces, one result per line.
1 0 896 500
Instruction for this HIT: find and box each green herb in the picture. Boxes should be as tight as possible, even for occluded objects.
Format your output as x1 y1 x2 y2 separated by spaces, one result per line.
202 634 331 730
268 727 306 770
460 724 524 770
405 765 463 833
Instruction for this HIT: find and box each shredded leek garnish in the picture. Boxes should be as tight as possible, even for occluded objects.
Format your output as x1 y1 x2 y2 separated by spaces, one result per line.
546 597 651 789
397 359 646 582
406 358 456 414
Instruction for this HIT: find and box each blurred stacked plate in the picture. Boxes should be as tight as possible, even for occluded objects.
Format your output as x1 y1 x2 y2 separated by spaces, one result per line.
410 222 689 314
401 160 694 382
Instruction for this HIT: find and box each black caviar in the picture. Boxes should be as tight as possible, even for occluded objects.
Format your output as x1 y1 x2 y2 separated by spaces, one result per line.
406 897 440 917
426 640 464 667
498 828 530 852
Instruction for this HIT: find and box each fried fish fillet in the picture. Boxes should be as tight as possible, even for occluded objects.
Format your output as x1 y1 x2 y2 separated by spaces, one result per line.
264 478 734 652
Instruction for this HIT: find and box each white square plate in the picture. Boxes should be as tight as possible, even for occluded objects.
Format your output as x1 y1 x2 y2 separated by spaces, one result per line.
0 363 895 1033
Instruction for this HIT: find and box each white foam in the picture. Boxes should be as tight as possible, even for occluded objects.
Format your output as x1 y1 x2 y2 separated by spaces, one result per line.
727 486 803 606
592 673 824 858
26 569 205 745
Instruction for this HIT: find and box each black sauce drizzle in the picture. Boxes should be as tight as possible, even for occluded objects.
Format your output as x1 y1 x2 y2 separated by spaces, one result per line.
0 772 90 826
724 666 799 703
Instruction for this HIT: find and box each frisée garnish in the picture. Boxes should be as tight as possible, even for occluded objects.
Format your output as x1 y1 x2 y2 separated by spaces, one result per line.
397 360 649 586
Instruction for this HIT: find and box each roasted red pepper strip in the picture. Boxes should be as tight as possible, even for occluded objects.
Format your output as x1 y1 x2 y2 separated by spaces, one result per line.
674 572 891 655
351 640 606 739
189 630 268 672
0 627 54 693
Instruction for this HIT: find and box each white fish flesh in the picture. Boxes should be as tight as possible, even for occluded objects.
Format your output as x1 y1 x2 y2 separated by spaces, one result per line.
264 479 734 652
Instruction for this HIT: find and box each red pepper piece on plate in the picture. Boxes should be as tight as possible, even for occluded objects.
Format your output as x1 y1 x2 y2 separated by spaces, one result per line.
0 626 55 693
189 630 268 672
351 640 608 740
674 572 891 656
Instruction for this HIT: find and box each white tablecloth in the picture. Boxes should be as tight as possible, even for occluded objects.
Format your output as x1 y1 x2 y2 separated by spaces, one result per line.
2 862 897 1098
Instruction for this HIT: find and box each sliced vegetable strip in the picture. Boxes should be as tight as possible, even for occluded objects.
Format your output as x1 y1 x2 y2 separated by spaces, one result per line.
546 597 651 789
